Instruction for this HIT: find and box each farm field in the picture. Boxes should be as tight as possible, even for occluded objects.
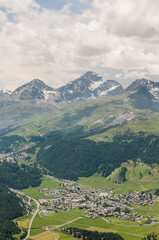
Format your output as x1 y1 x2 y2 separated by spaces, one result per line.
67 217 159 240
23 204 159 240
30 231 59 240
32 212 83 229
19 166 159 240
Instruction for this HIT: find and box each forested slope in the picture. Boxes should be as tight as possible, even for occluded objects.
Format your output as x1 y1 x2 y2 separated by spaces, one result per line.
0 184 25 240
37 132 159 180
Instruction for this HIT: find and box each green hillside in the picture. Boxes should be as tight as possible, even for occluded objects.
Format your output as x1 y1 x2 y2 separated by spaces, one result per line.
1 93 159 183
79 161 159 194
2 93 159 142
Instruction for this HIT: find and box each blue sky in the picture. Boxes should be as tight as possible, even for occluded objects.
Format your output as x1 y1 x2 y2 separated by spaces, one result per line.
36 0 92 14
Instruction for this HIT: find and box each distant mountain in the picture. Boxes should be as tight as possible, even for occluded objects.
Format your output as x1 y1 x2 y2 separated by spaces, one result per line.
10 72 123 103
2 76 159 105
59 71 123 102
11 79 60 101
0 90 12 96
126 78 159 102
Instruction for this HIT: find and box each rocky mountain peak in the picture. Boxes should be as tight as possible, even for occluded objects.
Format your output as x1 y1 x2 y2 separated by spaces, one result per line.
81 71 103 81
59 71 123 102
11 79 60 101
126 78 155 92
126 78 159 102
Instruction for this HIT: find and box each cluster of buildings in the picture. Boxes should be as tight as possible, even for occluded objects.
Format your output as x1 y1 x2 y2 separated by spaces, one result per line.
0 151 27 163
0 144 29 163
38 183 155 221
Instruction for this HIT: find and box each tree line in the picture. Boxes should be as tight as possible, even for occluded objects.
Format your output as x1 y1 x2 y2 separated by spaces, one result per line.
63 227 124 240
37 131 159 180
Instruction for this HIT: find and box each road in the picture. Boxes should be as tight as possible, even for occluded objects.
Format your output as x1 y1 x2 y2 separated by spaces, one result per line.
10 189 40 240
24 198 40 240
52 217 83 230
102 217 159 227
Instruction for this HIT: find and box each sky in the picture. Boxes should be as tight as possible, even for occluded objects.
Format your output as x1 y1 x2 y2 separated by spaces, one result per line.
0 0 159 90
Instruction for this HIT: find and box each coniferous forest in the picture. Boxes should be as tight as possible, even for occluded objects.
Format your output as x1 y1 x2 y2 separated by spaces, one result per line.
0 184 25 240
64 227 124 240
37 132 159 180
0 161 42 189
0 162 42 239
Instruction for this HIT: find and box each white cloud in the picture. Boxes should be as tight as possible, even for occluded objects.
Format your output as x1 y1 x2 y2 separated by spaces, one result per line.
0 0 39 13
0 0 159 90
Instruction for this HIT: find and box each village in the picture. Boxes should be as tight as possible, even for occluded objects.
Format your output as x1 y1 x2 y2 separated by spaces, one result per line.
38 182 155 221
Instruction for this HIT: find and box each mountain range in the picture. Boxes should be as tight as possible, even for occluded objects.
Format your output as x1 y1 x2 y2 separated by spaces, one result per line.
1 71 159 105
1 71 159 183
9 71 123 103
0 71 159 131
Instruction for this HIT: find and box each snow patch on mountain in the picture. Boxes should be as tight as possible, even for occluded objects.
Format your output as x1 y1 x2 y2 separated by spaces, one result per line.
0 90 12 96
127 78 159 102
89 80 104 91
150 87 159 101
99 85 119 97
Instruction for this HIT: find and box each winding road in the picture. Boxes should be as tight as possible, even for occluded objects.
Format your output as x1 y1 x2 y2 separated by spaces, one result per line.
10 189 40 240
24 198 40 240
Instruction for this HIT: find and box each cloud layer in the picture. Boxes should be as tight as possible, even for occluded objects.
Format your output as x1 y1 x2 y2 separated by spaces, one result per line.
0 0 159 90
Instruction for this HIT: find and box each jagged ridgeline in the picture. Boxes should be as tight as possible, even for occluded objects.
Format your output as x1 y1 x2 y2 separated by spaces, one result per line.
1 71 159 129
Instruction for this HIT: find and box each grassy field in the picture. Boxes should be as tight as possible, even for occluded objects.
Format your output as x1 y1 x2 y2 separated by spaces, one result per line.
30 229 45 237
16 215 33 228
30 231 59 240
19 162 159 240
78 161 159 194
53 229 74 239
131 204 150 217
66 217 159 240
32 212 83 228
148 197 159 218
79 174 144 194
107 217 140 225
22 176 61 199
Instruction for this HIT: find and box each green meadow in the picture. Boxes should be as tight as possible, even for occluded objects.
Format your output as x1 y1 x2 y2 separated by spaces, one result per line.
78 161 159 194
22 176 62 199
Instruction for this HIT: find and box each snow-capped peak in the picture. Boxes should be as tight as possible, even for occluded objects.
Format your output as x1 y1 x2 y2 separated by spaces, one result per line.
58 72 123 102
0 90 12 96
126 78 159 102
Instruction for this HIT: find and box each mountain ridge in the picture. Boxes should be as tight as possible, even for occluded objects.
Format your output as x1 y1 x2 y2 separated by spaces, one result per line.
2 73 159 104
10 72 123 103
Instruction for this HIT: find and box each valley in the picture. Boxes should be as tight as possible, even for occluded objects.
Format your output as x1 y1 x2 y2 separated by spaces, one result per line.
14 173 159 240
1 74 159 239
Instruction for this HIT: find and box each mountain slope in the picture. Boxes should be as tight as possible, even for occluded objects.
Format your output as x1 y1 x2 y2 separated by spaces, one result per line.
11 79 60 101
9 72 123 103
37 131 159 180
1 78 159 182
126 78 159 103
59 71 123 102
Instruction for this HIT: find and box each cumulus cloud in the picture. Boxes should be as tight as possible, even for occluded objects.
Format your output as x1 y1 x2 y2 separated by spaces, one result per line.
0 0 39 13
0 0 159 90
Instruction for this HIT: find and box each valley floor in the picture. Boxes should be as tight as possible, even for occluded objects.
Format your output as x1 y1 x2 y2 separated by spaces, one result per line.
14 173 159 240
